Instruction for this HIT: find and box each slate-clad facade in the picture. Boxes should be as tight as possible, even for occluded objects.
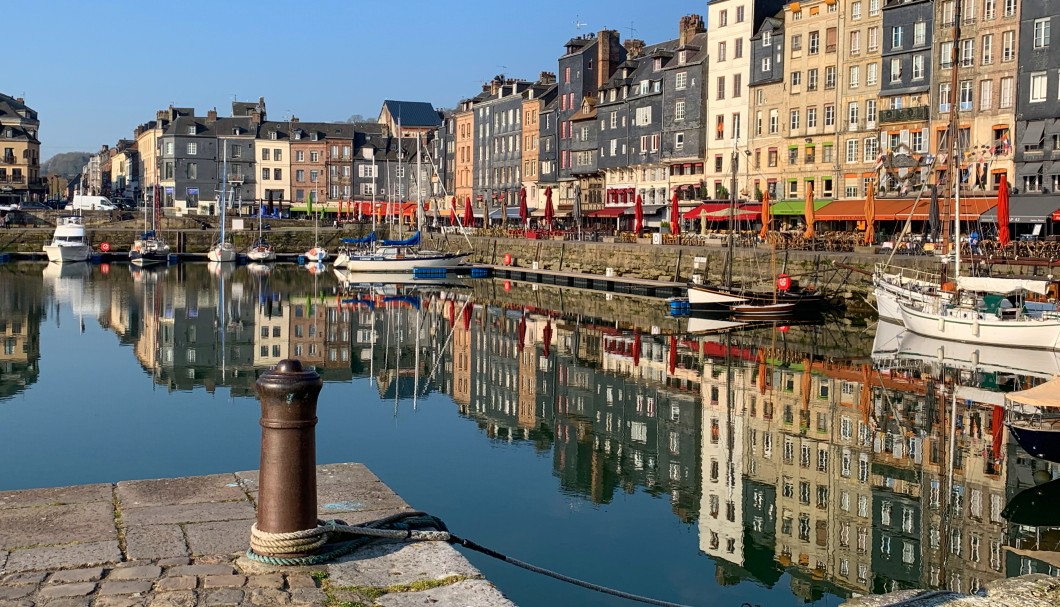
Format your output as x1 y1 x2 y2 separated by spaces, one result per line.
1015 0 1059 195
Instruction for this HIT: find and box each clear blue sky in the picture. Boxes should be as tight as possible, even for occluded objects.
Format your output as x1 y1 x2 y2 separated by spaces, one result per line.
9 0 691 160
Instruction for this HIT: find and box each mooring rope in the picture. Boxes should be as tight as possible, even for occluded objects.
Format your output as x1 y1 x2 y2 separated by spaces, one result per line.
247 511 693 607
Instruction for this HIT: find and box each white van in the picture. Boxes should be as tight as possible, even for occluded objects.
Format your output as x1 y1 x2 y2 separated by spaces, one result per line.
67 195 118 211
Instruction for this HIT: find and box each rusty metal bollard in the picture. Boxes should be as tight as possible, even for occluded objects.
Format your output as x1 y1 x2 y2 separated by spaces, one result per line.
255 359 322 551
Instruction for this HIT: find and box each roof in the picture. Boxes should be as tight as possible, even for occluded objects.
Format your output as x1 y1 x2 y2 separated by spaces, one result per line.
381 100 441 128
0 93 38 123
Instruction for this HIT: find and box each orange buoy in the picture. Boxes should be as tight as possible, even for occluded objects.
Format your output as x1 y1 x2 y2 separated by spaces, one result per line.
504 253 512 266
504 280 512 291
100 242 111 252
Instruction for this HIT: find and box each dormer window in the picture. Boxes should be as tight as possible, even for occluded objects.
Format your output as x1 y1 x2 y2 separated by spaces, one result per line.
187 126 195 135
654 57 663 71
294 131 302 140
233 128 240 135
269 131 278 140
679 50 688 63
763 31 773 46
311 132 319 141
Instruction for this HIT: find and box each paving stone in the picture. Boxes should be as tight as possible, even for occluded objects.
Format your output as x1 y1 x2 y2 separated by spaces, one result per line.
48 568 104 584
375 579 517 607
4 542 121 573
37 582 96 599
163 565 234 578
92 596 146 607
153 558 189 568
39 598 90 607
287 588 325 605
283 574 317 589
152 577 196 593
328 541 482 589
0 502 117 551
104 566 161 581
0 587 34 600
97 580 153 596
0 484 112 510
144 590 196 607
200 576 244 589
243 574 282 589
120 503 253 528
0 600 34 607
181 521 252 558
1 572 47 585
199 588 243 607
116 476 245 509
245 588 289 605
0 550 7 571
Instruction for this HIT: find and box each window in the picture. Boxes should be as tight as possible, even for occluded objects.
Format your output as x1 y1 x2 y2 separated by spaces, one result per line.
792 9 802 20
261 168 270 180
718 41 727 62
790 109 801 131
961 39 974 66
186 142 197 155
296 169 305 182
849 66 860 88
273 168 282 180
1000 76 1014 107
915 22 926 46
809 31 820 54
792 34 802 51
792 71 803 87
867 62 878 85
717 76 726 100
868 26 879 52
863 137 879 162
980 79 994 110
824 104 835 126
890 58 902 83
892 26 904 49
807 107 818 129
675 100 686 121
852 1 862 19
982 34 993 64
808 68 819 90
826 27 837 53
848 102 859 128
825 66 836 89
1003 0 1015 16
850 30 861 54
1002 30 1015 61
846 139 858 162
769 109 779 134
1035 18 1051 48
768 148 778 167
1031 72 1048 103
912 54 925 79
941 41 955 67
942 0 956 25
675 72 687 90
735 38 744 58
867 99 877 126
939 82 952 111
720 9 728 26
761 57 772 72
261 148 271 161
737 6 744 21
734 73 742 97
960 80 973 110
186 162 197 179
675 132 685 151
763 31 773 46
716 115 726 140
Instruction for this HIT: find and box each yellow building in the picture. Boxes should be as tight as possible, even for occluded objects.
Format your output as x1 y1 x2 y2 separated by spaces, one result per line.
0 93 43 203
255 123 291 206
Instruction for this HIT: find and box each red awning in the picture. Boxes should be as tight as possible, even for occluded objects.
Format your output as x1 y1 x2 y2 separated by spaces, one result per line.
683 203 731 219
905 196 997 220
815 199 915 221
588 206 628 218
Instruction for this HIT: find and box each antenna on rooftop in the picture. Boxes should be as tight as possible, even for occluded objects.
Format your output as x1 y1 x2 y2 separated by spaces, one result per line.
574 15 587 30
627 21 638 39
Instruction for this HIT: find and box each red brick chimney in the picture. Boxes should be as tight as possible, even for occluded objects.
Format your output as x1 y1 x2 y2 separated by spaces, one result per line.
624 39 645 58
679 15 705 47
596 29 622 90
206 108 218 123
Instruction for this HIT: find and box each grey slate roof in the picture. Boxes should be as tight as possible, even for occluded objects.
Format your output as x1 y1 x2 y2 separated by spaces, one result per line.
381 100 442 127
0 93 37 123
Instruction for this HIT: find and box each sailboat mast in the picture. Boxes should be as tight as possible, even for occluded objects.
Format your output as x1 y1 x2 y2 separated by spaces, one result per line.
726 140 738 288
947 0 963 279
220 139 228 243
416 133 424 233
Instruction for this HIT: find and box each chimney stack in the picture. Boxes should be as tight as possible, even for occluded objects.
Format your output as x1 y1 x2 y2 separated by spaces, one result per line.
596 29 623 91
207 108 218 123
679 14 705 47
624 39 645 58
539 71 557 85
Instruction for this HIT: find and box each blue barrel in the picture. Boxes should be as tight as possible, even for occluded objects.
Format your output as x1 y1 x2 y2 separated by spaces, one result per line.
297 255 307 265
470 267 490 278
90 254 103 264
168 253 181 263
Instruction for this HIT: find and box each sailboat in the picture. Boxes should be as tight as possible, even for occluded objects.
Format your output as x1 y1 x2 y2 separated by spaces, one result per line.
303 191 328 263
247 210 276 262
130 185 170 266
207 141 236 263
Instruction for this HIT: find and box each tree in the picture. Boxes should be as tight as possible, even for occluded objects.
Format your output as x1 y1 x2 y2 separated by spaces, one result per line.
345 114 369 123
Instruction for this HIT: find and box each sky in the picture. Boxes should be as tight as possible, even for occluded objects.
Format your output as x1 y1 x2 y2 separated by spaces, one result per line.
8 0 691 161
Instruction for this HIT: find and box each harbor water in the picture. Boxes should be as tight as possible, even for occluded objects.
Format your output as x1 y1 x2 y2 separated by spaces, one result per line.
0 261 1056 606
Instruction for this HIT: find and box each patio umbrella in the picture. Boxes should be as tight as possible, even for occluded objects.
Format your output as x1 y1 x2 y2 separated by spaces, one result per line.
700 207 708 235
928 185 941 240
518 187 528 228
573 183 583 227
668 335 677 375
449 196 457 225
634 194 644 233
991 405 1005 461
463 195 473 227
542 318 552 358
803 182 816 240
632 332 641 367
997 173 1011 246
670 192 681 236
544 187 555 230
864 182 876 246
759 189 772 240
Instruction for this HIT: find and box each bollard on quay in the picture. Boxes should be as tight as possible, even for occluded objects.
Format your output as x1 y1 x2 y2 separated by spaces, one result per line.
254 359 323 555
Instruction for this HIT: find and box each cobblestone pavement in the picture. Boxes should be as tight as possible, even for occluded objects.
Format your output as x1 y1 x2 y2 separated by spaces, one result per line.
844 575 1060 607
0 463 514 607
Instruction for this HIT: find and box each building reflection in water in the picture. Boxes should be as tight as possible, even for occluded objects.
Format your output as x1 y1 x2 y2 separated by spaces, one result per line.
5 261 1060 600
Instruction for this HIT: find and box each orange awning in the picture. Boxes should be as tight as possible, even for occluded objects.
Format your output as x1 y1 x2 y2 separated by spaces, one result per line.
816 199 915 221
905 196 997 220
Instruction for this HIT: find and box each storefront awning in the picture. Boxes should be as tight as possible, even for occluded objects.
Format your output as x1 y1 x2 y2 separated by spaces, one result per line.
682 202 732 219
588 206 628 218
981 195 1060 224
1022 121 1046 146
905 196 996 220
815 199 916 221
769 200 831 215
632 204 668 216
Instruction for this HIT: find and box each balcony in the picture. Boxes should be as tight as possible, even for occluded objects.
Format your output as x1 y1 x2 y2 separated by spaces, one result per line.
1 154 14 165
879 105 930 124
227 173 245 184
0 175 25 184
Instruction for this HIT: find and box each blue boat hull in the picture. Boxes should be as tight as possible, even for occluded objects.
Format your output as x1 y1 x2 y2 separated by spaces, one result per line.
1007 423 1060 464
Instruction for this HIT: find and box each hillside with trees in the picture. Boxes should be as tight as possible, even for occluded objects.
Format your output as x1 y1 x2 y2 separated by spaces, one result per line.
41 152 90 179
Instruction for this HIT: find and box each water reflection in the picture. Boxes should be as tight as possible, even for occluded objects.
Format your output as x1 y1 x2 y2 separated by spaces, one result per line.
5 262 1060 603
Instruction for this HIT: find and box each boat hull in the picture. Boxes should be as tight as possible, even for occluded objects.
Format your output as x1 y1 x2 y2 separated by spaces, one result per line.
304 248 329 263
899 303 1060 350
344 252 469 272
687 284 749 310
1007 423 1060 464
730 302 797 316
247 248 276 262
43 244 90 263
207 244 236 263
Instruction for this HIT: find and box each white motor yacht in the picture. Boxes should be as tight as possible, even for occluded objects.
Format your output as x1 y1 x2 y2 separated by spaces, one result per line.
43 216 91 263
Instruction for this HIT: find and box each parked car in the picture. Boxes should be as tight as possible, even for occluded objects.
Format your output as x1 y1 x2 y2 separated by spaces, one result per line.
18 202 50 210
